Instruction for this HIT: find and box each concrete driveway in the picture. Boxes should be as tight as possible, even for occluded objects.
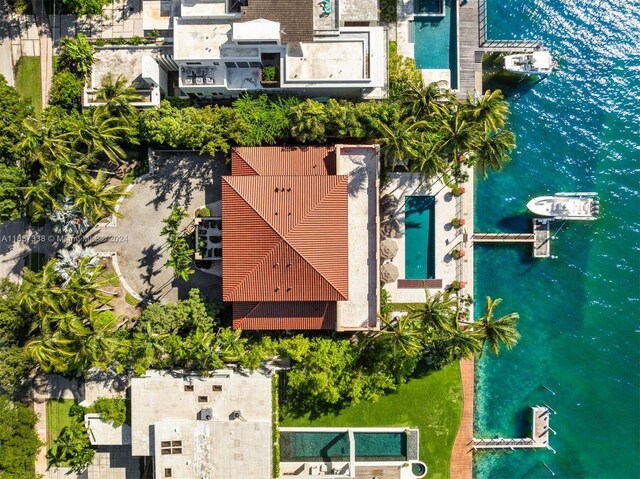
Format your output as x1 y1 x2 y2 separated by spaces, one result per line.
87 151 229 304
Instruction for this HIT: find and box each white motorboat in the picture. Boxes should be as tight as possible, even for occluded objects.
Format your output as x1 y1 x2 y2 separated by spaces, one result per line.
503 49 557 75
526 193 599 221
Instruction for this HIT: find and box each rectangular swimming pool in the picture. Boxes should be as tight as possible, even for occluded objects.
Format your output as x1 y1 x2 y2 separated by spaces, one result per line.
405 195 436 280
280 431 408 462
412 0 458 88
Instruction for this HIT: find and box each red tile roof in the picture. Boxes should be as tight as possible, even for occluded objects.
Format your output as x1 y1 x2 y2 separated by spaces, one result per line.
223 146 349 330
231 147 336 176
232 302 337 330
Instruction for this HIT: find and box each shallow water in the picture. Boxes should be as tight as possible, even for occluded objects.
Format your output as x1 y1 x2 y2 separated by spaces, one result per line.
474 1 640 478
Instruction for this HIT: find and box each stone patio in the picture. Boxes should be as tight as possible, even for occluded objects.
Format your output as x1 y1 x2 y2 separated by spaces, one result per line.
381 173 464 303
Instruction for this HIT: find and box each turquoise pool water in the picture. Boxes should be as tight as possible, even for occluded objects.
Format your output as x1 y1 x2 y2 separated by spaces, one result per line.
475 1 640 478
412 0 458 88
280 432 407 462
405 196 436 280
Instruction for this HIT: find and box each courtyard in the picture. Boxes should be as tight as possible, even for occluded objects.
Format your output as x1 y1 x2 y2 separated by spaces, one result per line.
87 151 229 304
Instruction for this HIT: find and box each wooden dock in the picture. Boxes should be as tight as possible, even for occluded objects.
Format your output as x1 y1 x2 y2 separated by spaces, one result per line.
472 406 554 450
473 219 551 258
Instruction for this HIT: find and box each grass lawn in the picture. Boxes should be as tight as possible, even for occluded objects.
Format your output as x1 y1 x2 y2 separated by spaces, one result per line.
282 362 463 479
45 399 75 464
15 56 42 114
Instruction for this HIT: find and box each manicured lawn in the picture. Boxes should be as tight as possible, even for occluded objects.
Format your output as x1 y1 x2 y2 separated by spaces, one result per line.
15 56 42 114
282 362 463 479
45 399 75 462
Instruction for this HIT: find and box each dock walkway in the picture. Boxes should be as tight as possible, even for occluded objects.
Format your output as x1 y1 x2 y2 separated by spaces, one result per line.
472 406 553 450
473 219 551 258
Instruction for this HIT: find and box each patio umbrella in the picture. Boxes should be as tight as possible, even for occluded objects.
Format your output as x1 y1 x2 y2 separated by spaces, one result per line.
380 238 399 260
380 262 399 284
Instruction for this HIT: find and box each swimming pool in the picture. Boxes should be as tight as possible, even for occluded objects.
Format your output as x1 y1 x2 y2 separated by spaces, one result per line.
405 196 436 280
280 431 408 462
412 0 458 88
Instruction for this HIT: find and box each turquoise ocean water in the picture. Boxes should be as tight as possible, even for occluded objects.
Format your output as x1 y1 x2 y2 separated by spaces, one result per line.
474 1 640 478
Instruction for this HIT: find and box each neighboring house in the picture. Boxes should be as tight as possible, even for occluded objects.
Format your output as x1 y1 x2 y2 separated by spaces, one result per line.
141 0 387 100
85 370 272 479
83 48 170 109
222 145 380 331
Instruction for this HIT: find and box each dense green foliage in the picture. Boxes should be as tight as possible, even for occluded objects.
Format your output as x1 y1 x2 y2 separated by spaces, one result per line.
47 402 94 473
0 75 33 162
60 0 111 16
161 207 195 281
49 71 82 111
0 395 41 479
89 397 127 427
57 35 95 79
379 0 398 23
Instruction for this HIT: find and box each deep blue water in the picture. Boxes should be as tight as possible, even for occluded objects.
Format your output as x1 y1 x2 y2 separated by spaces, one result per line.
474 1 640 478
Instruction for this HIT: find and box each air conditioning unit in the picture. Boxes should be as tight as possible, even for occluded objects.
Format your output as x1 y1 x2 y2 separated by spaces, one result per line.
198 408 213 421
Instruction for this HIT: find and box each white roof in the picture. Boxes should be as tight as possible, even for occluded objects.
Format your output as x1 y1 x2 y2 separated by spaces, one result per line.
233 19 280 42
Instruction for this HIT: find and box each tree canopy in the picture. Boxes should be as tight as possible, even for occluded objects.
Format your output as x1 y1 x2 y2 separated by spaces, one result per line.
0 395 41 479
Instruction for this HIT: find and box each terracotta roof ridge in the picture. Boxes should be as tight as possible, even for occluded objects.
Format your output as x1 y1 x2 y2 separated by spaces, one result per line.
284 176 349 300
224 179 343 300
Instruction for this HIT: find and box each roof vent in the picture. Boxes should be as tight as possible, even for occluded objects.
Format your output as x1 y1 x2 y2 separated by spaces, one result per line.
231 410 246 421
198 408 213 421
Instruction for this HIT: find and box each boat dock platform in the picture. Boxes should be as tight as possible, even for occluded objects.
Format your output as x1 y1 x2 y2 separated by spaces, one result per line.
478 0 543 53
473 219 551 258
472 406 554 450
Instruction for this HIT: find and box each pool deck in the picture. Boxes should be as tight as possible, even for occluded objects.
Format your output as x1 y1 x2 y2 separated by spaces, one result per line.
395 0 482 96
381 173 469 303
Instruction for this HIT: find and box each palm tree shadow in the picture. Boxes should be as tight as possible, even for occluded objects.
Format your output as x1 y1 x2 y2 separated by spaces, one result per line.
146 151 228 211
348 164 367 197
139 244 163 286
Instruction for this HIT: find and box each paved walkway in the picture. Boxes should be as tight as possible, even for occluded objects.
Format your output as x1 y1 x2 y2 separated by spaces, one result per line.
450 358 475 479
86 151 227 304
31 0 52 106
0 0 16 85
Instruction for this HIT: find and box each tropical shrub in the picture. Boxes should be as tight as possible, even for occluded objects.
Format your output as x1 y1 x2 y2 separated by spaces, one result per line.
451 217 465 227
49 71 82 111
450 185 466 197
61 0 111 15
57 34 95 80
0 395 41 479
450 249 465 259
261 65 277 82
90 397 127 427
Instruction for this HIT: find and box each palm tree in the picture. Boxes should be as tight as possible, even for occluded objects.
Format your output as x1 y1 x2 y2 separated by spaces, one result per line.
473 129 516 178
409 290 458 332
24 178 58 222
475 296 520 355
54 245 99 285
374 117 430 168
402 80 453 118
290 99 327 143
49 197 91 236
18 117 70 168
95 73 143 120
436 109 480 162
374 311 423 357
59 108 134 164
72 170 128 224
462 89 509 133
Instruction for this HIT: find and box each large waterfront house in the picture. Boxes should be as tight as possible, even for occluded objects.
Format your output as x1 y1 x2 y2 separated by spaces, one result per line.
222 145 380 331
84 0 387 107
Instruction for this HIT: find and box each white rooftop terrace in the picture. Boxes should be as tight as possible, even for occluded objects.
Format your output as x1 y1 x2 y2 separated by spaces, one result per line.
285 41 364 81
130 370 272 457
336 145 380 331
174 18 232 60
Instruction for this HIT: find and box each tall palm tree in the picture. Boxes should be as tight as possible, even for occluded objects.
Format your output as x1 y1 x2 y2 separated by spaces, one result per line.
49 197 91 236
436 109 480 162
462 89 509 133
215 327 247 363
18 117 70 168
374 311 424 357
402 80 453 118
72 170 128 224
95 73 143 120
54 245 99 285
24 178 58 222
59 108 134 164
475 296 520 355
290 99 327 143
473 129 516 178
374 117 430 168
